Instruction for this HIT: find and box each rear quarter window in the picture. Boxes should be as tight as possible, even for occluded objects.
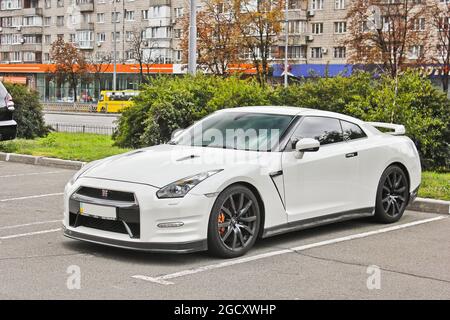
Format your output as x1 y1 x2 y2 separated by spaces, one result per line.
340 120 367 141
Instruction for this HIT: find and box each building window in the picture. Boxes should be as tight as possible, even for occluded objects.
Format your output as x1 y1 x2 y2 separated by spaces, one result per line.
142 10 149 20
311 47 323 59
57 0 64 7
97 13 105 23
175 50 182 61
56 16 64 27
45 0 51 8
174 7 184 18
111 12 121 23
311 23 323 34
333 46 346 58
311 0 323 10
288 20 307 34
412 18 425 31
334 21 347 33
288 46 306 59
111 31 120 42
96 32 106 42
44 17 52 26
335 0 345 9
44 34 51 44
125 10 135 21
409 45 424 59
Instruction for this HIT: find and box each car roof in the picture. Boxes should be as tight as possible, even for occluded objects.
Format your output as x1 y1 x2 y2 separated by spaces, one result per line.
217 106 365 125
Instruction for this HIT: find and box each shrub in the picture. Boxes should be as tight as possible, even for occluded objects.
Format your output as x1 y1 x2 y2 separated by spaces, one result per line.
113 71 449 171
4 83 49 139
113 75 272 148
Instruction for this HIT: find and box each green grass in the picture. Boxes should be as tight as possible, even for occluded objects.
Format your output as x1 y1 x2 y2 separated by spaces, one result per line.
419 171 450 201
0 133 448 200
0 132 131 162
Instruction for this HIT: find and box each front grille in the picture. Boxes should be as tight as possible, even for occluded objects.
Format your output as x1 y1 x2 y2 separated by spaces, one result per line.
76 187 135 202
0 108 13 122
69 212 140 238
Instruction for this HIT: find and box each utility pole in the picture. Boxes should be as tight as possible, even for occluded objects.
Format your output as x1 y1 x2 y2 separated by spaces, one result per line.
113 0 117 90
284 0 289 88
188 0 197 75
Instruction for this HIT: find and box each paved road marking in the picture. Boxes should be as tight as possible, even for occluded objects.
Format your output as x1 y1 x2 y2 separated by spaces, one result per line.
0 220 61 230
0 228 61 240
0 171 65 178
0 193 64 202
132 216 446 285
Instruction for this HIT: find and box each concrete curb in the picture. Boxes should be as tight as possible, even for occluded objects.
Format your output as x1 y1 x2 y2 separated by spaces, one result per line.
0 152 85 170
43 111 120 117
408 197 450 215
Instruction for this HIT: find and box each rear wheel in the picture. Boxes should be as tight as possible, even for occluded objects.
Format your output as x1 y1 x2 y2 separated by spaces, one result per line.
374 165 409 223
208 185 261 258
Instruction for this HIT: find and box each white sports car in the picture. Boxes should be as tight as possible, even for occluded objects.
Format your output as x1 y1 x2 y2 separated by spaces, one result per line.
63 106 421 258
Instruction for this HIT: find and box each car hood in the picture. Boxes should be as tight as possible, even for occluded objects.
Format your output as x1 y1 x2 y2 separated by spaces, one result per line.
82 144 265 188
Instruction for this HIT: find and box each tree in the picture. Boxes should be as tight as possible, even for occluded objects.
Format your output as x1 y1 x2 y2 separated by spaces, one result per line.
87 54 112 101
3 83 49 139
345 0 427 78
129 27 158 84
425 0 450 92
49 38 89 102
233 0 284 85
180 0 241 75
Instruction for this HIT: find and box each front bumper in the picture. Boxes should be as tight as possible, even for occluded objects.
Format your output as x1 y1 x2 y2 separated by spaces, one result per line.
63 226 207 253
63 177 215 253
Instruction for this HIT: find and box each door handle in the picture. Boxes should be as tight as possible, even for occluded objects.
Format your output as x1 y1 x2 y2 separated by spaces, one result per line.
345 152 358 158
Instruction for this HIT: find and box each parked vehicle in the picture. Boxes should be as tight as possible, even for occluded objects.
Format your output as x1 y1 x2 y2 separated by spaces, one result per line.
0 81 17 141
96 90 140 113
63 106 421 258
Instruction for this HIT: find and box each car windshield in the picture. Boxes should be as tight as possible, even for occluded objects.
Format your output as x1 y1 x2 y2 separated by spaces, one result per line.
171 112 295 151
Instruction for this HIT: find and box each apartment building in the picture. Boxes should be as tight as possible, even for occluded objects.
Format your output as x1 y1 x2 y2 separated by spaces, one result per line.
0 0 443 99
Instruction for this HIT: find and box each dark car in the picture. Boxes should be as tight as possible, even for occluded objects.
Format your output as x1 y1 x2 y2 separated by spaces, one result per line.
0 81 17 141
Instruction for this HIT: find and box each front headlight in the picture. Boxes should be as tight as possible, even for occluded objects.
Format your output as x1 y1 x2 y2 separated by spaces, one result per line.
68 160 99 186
156 170 223 199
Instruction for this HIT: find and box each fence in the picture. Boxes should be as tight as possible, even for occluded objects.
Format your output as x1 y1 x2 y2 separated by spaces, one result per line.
48 123 115 135
43 102 97 113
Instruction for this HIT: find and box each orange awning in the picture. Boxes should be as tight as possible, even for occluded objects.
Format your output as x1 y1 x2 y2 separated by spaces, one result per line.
0 76 27 84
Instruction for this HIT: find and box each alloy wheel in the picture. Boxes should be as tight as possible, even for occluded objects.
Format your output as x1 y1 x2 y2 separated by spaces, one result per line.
217 192 257 251
381 170 408 217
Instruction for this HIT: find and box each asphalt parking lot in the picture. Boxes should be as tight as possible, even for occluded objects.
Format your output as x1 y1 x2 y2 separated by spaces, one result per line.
0 161 449 299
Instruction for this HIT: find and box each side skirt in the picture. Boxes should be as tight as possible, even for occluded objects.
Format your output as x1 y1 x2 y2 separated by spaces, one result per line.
262 207 375 238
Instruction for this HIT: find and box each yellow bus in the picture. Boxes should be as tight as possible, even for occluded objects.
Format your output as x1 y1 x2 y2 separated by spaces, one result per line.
96 90 140 113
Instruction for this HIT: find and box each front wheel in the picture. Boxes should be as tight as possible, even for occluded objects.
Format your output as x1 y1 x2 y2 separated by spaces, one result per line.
208 185 261 258
374 165 409 223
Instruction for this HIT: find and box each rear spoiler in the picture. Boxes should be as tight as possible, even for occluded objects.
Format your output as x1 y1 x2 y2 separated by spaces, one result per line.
367 122 406 135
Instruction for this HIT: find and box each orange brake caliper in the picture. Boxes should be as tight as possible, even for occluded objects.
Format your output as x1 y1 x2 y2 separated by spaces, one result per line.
218 212 226 235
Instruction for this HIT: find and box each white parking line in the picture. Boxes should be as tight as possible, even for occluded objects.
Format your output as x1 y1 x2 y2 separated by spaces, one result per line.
0 220 61 230
132 216 446 285
0 193 64 202
0 171 65 178
0 228 61 240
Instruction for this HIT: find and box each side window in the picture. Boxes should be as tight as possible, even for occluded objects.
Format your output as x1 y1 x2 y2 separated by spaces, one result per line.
294 117 343 145
340 120 367 141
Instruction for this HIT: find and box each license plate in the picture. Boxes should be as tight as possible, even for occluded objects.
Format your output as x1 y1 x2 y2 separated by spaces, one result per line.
80 203 116 220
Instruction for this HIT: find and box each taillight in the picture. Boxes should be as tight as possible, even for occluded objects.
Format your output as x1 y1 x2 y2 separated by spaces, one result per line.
5 93 14 111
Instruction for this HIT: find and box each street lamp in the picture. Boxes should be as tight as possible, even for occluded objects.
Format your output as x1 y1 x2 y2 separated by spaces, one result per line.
112 0 118 91
188 0 197 75
284 0 289 88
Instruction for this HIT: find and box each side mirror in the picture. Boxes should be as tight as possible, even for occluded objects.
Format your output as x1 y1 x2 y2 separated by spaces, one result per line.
294 138 320 159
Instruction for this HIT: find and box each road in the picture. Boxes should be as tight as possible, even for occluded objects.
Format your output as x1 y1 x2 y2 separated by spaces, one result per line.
0 161 449 299
44 112 120 127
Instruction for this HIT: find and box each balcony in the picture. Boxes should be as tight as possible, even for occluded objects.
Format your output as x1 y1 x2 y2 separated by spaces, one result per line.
22 7 43 16
287 9 306 20
148 17 172 27
0 43 42 52
21 25 43 34
277 34 307 46
78 3 94 12
75 22 94 30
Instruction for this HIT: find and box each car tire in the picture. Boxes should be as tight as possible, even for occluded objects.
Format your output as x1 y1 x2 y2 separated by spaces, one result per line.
208 185 261 258
374 165 409 223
